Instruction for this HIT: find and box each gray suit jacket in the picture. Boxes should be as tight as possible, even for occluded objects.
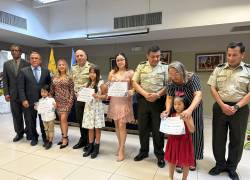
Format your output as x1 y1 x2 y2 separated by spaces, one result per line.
3 59 30 100
18 66 51 105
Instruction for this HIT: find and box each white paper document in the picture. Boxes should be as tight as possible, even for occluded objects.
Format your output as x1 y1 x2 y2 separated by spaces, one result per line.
108 82 128 97
77 88 95 102
159 116 186 135
37 101 53 114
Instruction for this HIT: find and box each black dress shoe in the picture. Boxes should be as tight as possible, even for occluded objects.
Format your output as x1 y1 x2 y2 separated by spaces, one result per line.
26 136 32 141
13 134 23 142
228 170 239 180
176 166 183 173
134 152 148 161
60 136 68 149
208 166 226 175
73 140 87 149
83 145 89 152
30 139 38 146
45 142 53 150
157 159 165 168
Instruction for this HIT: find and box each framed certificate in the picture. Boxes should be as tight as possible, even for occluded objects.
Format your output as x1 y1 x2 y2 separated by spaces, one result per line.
159 116 185 135
108 82 128 97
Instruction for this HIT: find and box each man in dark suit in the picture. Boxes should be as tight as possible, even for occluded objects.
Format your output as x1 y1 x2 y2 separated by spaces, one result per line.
3 44 30 142
18 51 51 146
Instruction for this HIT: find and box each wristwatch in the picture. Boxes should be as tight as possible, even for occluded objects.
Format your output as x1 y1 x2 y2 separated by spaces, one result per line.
233 104 240 111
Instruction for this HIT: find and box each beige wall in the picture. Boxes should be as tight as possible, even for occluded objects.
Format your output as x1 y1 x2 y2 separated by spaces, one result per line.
42 33 250 118
1 33 250 117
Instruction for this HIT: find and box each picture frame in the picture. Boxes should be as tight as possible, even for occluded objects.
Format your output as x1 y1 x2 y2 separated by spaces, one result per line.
160 50 171 64
110 57 116 70
195 52 225 72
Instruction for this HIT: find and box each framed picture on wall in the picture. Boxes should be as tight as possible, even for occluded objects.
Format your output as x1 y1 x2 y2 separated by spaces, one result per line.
160 50 171 64
110 57 116 70
195 52 225 72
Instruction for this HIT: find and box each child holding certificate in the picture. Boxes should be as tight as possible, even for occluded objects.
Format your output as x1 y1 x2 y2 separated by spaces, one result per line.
36 85 56 150
164 94 195 180
82 66 106 159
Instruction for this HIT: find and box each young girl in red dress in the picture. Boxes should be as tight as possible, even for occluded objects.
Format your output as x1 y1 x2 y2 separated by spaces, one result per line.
164 94 195 180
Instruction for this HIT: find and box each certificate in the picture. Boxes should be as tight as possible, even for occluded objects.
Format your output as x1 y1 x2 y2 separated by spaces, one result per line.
77 87 95 102
108 82 128 97
159 116 186 135
37 101 53 114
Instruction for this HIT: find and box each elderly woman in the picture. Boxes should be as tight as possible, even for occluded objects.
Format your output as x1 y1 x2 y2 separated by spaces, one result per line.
162 61 204 171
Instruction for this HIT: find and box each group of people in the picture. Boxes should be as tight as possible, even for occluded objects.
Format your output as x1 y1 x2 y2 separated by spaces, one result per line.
3 42 249 180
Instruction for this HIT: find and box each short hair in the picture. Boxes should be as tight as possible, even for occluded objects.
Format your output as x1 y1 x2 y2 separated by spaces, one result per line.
75 49 88 60
41 85 50 93
30 51 41 59
227 42 245 53
147 46 161 54
168 61 190 83
10 44 22 52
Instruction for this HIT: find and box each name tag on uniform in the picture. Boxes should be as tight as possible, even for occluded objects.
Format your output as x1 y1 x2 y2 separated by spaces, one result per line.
159 117 185 135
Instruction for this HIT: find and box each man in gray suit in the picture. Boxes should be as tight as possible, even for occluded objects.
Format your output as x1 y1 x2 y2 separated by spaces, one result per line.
18 51 51 146
3 44 30 142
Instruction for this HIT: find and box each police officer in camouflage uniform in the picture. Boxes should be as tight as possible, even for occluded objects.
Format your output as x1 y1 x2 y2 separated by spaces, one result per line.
71 49 94 149
207 42 250 180
132 46 168 168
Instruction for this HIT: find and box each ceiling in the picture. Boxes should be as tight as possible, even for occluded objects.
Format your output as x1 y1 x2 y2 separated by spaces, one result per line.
1 21 250 48
1 0 250 47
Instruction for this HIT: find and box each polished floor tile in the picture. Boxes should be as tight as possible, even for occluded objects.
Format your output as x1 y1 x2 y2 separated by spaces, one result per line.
0 113 249 180
27 160 78 180
65 166 112 180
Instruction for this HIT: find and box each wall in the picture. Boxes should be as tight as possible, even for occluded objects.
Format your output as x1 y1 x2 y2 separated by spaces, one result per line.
34 33 250 118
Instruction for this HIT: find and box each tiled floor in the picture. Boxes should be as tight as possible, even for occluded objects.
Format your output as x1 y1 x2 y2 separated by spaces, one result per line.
0 113 249 180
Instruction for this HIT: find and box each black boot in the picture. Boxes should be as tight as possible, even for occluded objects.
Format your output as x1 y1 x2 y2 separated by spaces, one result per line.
83 143 94 157
73 138 87 149
91 143 100 159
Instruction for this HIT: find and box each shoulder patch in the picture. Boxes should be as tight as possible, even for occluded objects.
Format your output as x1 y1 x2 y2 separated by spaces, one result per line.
139 61 147 64
217 63 225 67
244 63 250 68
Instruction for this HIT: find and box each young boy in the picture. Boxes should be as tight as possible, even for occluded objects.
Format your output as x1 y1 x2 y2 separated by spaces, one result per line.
36 85 56 149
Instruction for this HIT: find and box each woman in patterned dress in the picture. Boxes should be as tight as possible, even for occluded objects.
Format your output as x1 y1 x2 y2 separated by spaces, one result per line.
162 61 204 171
50 59 74 149
107 53 135 161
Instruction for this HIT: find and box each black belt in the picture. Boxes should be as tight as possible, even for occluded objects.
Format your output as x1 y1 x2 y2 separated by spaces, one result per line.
223 102 237 106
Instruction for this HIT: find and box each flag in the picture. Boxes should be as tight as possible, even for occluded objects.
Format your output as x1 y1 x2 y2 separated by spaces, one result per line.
71 48 76 68
48 48 57 75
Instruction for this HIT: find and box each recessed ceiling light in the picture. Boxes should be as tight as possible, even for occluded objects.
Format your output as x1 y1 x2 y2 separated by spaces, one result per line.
36 0 61 4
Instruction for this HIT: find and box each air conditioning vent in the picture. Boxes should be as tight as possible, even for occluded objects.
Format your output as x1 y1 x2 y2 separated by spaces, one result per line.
0 11 27 29
114 12 162 29
231 25 250 32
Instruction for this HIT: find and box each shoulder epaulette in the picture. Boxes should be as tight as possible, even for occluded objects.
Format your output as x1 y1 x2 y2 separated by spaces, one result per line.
139 61 147 64
217 63 226 67
88 62 95 67
244 63 250 68
161 61 167 65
